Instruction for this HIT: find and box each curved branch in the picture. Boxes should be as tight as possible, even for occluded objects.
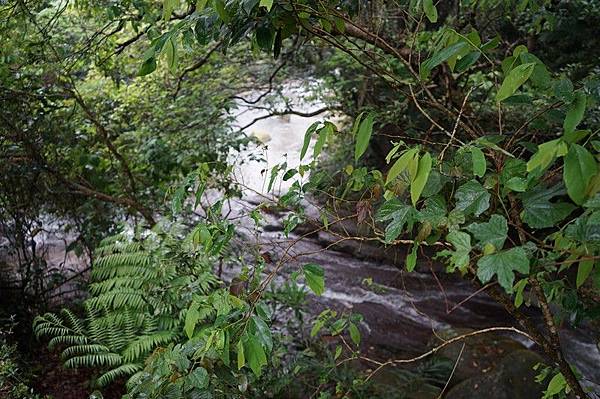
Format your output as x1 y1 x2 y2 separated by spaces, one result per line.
237 107 333 131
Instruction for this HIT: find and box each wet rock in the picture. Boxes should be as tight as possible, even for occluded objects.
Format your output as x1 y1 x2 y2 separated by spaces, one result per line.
432 328 526 381
445 349 545 399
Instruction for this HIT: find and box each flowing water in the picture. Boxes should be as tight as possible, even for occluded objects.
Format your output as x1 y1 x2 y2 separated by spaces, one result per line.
2 81 598 396
228 82 600 394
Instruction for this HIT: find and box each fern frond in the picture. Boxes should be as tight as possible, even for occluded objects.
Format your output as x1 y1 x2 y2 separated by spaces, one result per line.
89 277 145 295
47 335 89 350
122 331 176 363
61 344 111 360
60 309 86 335
64 353 122 368
95 363 143 388
86 289 147 310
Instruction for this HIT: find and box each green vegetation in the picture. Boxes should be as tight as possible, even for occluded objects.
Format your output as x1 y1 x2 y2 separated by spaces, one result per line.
1 0 600 398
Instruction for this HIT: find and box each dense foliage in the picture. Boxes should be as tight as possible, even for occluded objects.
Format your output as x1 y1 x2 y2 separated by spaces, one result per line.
1 0 600 398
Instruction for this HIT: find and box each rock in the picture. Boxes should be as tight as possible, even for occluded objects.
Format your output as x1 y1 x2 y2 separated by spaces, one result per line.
445 349 546 399
432 328 526 382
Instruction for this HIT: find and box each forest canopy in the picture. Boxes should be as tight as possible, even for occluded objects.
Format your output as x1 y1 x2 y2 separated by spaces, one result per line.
1 0 600 398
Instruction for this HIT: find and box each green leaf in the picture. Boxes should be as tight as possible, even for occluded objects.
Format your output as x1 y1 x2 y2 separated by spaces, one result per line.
236 340 245 370
303 264 325 296
454 180 490 216
576 259 594 288
406 243 418 272
505 177 527 192
186 367 208 389
420 42 468 80
377 200 415 243
214 0 230 23
467 215 508 251
526 139 565 173
300 122 319 160
354 113 374 161
422 0 438 22
164 37 178 73
513 279 528 308
351 112 364 137
386 148 418 185
521 185 575 229
563 91 587 134
314 123 332 159
259 0 273 11
138 57 157 76
470 147 486 177
243 335 267 376
496 62 536 102
477 247 530 292
554 78 574 103
184 304 200 339
543 373 567 399
564 144 597 205
440 231 471 273
163 0 178 21
348 323 361 346
411 152 432 206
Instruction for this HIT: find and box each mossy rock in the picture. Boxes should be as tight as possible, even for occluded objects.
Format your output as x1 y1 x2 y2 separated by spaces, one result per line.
445 349 545 399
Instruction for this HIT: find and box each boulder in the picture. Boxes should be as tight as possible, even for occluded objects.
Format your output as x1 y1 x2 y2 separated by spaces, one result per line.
445 349 546 399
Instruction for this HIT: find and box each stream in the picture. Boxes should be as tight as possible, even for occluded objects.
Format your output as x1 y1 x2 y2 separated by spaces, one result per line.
227 82 600 396
2 81 598 397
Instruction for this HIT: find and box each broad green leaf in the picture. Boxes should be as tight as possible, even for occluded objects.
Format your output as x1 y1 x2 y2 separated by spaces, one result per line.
471 147 486 177
477 247 530 292
513 278 528 308
259 0 273 11
377 200 415 243
351 112 364 137
313 123 331 158
576 259 594 288
303 264 325 295
214 0 230 23
164 37 178 73
406 243 418 272
410 152 432 206
521 185 575 229
417 195 447 228
300 121 319 160
422 0 438 23
236 339 245 370
543 373 567 399
505 177 527 192
186 367 208 389
466 214 508 250
354 113 374 161
554 79 574 103
348 322 361 346
526 139 565 173
496 62 536 102
563 144 597 205
250 315 273 352
163 0 178 21
243 335 267 376
563 92 587 134
454 180 490 216
440 231 471 273
184 304 200 339
420 42 468 80
138 57 157 76
386 148 418 185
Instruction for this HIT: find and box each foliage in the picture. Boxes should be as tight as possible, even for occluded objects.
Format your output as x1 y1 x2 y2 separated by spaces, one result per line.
3 0 600 397
0 333 47 399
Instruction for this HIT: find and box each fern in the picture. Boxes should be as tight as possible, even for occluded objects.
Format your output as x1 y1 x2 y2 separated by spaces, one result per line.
33 229 220 389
